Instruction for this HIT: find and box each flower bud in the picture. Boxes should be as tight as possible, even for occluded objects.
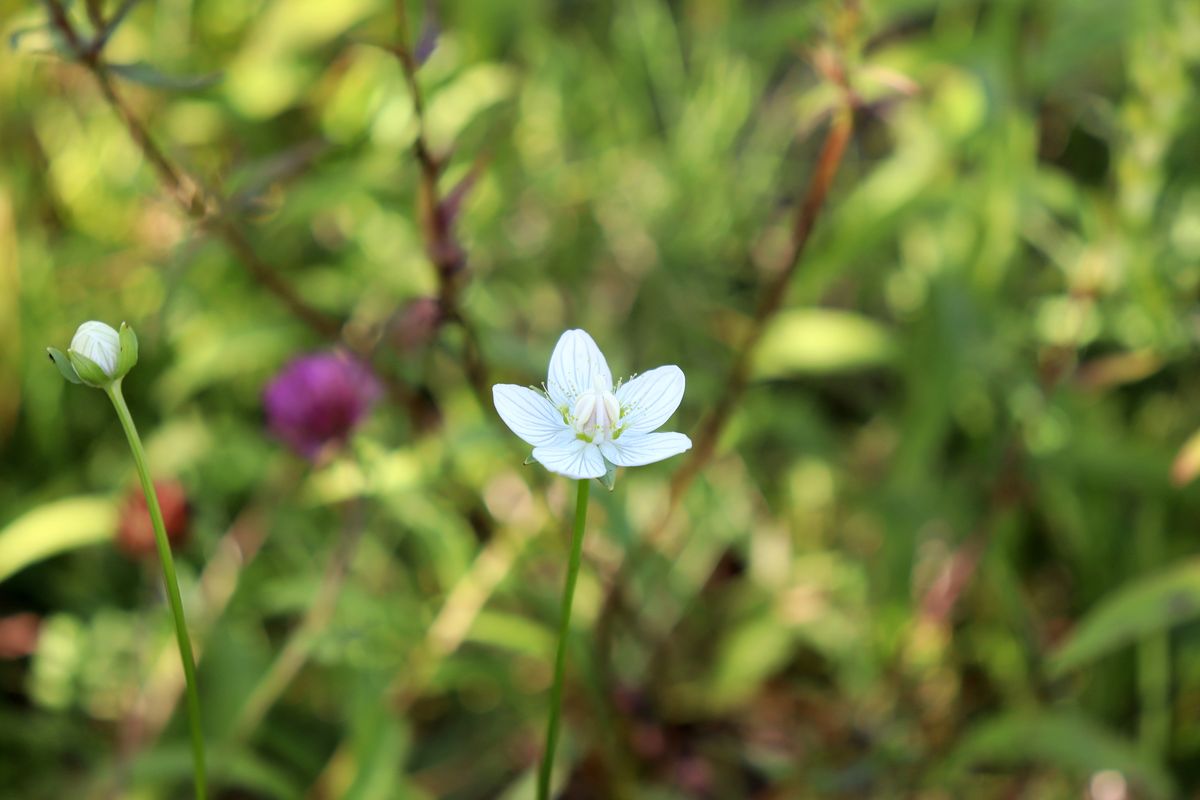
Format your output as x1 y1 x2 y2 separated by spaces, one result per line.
48 320 139 388
72 321 120 377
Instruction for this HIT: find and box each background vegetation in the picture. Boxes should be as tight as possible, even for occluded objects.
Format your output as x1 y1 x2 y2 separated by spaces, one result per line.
3 0 1200 797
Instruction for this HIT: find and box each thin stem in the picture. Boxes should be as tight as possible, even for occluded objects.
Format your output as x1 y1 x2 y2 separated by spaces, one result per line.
106 381 207 800
538 479 590 800
391 0 493 411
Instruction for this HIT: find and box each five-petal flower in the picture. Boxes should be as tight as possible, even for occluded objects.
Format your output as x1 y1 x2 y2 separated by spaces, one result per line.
493 329 691 480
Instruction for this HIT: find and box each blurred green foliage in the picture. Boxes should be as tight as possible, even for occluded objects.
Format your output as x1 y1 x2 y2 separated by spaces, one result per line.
3 0 1200 797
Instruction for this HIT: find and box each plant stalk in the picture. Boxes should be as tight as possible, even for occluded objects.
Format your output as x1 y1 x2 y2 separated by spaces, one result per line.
538 478 590 799
107 381 207 800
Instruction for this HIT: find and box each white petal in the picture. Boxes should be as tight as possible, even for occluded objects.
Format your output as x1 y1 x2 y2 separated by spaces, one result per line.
599 431 692 467
546 329 612 409
70 320 120 376
493 384 572 447
615 365 685 433
533 438 607 479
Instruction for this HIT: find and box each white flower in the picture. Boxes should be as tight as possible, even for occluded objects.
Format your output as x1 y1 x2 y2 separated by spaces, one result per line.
71 321 121 377
493 329 692 480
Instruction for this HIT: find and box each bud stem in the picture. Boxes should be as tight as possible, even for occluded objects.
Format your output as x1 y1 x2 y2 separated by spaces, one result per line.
106 381 207 800
537 478 590 800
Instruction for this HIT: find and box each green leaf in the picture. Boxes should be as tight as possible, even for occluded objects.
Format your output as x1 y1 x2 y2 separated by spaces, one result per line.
750 309 896 379
106 61 222 92
126 744 301 800
8 22 75 58
944 711 1174 800
704 613 794 710
0 496 117 584
8 25 50 52
1049 559 1200 676
46 347 81 384
115 322 138 378
97 0 144 45
67 349 110 387
466 610 554 657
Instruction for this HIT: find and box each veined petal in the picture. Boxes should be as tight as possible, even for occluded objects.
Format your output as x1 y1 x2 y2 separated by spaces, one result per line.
533 438 607 479
547 329 612 409
600 431 692 467
70 321 121 377
615 365 685 433
493 384 572 446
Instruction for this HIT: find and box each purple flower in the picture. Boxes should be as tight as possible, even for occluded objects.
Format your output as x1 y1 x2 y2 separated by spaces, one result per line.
264 351 382 460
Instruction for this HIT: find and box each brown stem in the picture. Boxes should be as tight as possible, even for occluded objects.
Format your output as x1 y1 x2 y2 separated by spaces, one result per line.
42 0 85 55
44 0 341 341
667 104 854 517
594 97 856 704
90 64 345 341
392 0 492 410
41 1 438 416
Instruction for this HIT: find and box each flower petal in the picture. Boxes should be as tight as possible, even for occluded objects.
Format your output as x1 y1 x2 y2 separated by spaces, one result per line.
533 438 607 479
493 384 571 447
600 431 692 467
615 365 685 433
547 329 612 409
70 321 120 377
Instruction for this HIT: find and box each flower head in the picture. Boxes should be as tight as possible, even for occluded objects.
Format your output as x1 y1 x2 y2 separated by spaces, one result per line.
493 329 691 482
264 351 381 460
47 320 139 388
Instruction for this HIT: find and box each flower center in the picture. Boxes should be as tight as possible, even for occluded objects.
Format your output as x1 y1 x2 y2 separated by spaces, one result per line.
570 375 621 442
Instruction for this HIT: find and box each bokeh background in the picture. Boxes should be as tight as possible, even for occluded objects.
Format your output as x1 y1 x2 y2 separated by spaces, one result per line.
3 0 1200 797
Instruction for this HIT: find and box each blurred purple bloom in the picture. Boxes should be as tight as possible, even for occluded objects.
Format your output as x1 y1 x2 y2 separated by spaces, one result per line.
264 352 381 460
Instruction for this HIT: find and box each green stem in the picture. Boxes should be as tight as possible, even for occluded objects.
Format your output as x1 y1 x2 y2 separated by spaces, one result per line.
107 381 207 800
538 478 590 800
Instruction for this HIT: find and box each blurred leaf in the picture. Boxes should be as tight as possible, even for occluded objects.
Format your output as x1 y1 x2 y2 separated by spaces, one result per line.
7 22 71 58
97 0 144 45
343 695 417 800
1075 350 1162 394
129 744 301 799
1049 559 1200 675
0 497 115 584
424 63 516 150
944 712 1174 800
751 309 896 379
227 139 329 212
1171 428 1200 487
106 62 222 92
8 25 50 52
704 613 793 710
466 610 554 658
